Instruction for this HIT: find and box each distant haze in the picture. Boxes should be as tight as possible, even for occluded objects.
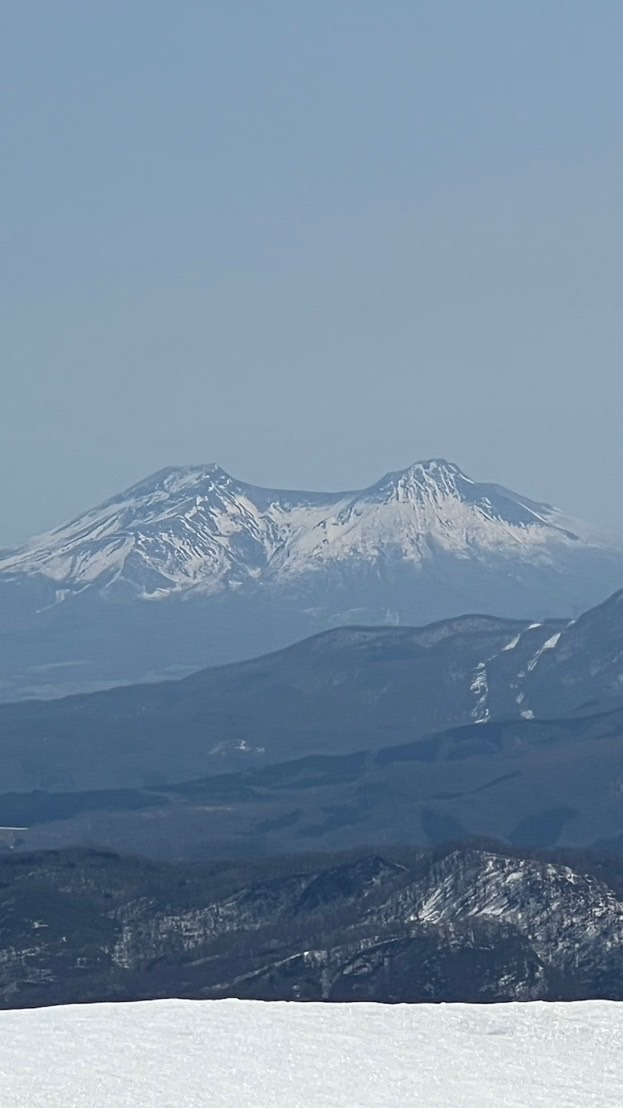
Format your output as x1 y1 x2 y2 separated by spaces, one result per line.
2 3 623 545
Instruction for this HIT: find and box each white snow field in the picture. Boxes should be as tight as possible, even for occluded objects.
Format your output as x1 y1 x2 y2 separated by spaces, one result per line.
1 999 622 1107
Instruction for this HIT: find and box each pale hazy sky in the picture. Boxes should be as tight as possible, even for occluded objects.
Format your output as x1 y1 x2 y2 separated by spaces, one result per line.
2 2 623 545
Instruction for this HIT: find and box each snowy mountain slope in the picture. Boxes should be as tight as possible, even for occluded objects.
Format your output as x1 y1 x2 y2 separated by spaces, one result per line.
267 460 603 582
3 998 621 1108
1 458 623 699
0 465 344 598
367 848 623 986
512 587 623 716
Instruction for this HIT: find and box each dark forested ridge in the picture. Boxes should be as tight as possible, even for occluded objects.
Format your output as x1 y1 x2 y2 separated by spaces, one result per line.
1 589 623 805
0 616 565 791
5 696 623 860
0 842 622 1010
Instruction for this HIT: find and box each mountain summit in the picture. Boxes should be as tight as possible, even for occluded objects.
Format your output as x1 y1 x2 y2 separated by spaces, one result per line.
0 458 610 598
0 460 622 698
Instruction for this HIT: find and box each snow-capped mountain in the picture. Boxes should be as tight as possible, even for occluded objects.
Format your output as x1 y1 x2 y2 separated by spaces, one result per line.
1 458 622 699
1 457 621 597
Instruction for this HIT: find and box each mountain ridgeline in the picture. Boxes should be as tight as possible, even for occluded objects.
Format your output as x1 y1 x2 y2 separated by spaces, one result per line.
1 459 623 700
1 842 623 1009
2 588 623 858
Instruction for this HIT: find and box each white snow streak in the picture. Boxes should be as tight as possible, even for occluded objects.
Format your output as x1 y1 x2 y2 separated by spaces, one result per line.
527 632 562 672
470 662 490 722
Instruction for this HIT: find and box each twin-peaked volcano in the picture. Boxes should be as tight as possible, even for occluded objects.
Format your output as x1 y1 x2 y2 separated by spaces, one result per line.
0 459 622 698
0 459 615 596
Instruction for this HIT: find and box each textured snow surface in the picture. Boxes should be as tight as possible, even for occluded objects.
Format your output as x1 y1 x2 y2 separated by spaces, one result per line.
1 998 621 1107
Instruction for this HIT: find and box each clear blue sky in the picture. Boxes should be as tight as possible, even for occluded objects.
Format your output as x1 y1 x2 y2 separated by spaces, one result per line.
2 2 622 543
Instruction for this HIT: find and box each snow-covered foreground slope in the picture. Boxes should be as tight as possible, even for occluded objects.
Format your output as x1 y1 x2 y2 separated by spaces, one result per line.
2 999 621 1107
